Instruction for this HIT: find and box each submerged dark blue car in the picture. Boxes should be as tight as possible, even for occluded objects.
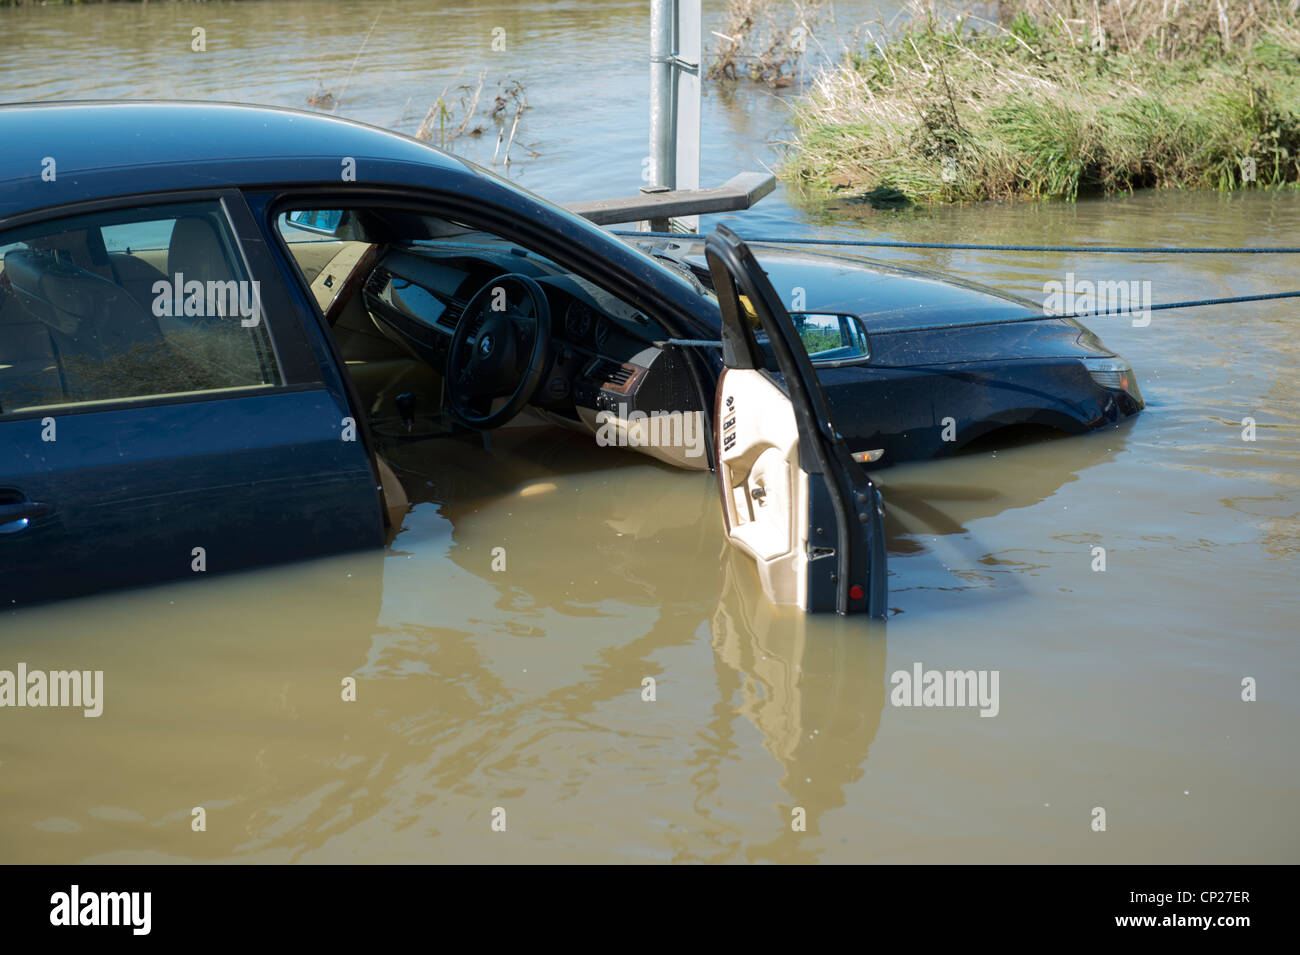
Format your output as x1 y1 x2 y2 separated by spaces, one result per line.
0 102 1141 611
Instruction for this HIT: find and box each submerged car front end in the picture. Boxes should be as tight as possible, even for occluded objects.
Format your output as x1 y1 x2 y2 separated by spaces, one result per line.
633 236 1145 465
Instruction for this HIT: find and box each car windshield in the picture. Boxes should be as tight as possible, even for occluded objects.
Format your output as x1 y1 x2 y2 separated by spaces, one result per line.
280 207 675 342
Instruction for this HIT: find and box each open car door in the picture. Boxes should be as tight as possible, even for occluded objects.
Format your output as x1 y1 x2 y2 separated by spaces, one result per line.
704 225 887 616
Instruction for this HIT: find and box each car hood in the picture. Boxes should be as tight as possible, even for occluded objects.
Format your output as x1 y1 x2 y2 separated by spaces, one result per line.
650 237 1117 364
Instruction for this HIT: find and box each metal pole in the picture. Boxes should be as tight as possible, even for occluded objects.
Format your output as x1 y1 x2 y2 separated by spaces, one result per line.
649 0 675 193
674 0 702 232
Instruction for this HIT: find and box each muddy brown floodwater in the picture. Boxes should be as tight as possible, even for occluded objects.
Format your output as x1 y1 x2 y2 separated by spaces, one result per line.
1 0 1297 863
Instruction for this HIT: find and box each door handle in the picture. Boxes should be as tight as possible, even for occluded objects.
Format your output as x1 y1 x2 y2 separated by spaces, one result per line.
0 500 51 534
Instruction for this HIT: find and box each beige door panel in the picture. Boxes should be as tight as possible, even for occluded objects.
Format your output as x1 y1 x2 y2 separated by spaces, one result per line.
286 238 349 286
716 367 810 610
307 241 378 317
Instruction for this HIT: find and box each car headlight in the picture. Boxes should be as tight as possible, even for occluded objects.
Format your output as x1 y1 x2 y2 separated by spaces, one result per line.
1082 357 1143 405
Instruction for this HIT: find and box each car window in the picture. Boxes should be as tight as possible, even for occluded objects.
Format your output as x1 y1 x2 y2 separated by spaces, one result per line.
101 218 177 253
0 200 282 417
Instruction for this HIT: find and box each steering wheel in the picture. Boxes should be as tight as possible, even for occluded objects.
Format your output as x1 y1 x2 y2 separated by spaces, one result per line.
445 272 552 430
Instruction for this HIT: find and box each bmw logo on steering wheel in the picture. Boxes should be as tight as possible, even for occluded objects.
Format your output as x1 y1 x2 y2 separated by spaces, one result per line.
478 332 494 358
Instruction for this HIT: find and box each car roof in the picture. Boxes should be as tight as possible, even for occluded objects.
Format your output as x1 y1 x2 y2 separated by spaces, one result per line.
0 100 724 342
0 100 471 218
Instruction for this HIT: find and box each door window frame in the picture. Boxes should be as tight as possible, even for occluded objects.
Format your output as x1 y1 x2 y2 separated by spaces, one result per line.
253 185 721 468
0 189 327 422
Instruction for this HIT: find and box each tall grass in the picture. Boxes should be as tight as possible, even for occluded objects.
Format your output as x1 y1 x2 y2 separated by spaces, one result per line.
708 0 825 86
785 0 1300 204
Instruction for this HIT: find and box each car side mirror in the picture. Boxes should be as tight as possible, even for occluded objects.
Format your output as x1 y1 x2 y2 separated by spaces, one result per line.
789 312 871 365
285 209 346 237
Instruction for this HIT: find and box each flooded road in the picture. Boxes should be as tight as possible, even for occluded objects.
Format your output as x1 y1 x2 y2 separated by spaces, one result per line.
2 1 1298 863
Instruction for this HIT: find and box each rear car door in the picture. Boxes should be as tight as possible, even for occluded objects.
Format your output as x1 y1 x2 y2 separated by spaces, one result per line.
0 192 384 607
704 226 887 616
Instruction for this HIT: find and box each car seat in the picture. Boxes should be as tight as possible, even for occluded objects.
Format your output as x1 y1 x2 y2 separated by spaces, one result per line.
3 248 166 400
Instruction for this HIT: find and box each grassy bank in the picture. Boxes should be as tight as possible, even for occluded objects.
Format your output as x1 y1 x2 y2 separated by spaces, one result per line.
784 0 1300 204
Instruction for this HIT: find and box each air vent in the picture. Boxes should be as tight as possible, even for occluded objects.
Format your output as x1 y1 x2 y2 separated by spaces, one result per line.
587 358 635 389
436 298 466 330
364 268 390 297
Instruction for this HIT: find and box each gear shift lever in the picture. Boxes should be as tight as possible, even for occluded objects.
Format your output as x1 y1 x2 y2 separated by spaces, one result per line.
396 392 416 433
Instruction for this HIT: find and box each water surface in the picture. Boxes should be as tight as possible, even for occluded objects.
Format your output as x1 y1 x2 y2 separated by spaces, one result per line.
1 0 1296 863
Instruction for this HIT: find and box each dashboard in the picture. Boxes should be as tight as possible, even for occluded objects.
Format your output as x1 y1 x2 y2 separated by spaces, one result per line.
360 242 698 420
